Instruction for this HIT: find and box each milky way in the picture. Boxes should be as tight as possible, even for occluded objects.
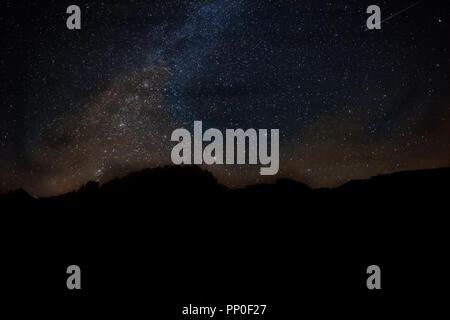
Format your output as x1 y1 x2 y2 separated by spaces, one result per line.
1 0 449 196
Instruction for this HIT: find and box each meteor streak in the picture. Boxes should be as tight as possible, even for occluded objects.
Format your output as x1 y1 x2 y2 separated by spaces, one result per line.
365 2 421 30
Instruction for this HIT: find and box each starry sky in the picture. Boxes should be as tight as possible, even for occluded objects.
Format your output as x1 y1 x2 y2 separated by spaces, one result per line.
1 0 449 196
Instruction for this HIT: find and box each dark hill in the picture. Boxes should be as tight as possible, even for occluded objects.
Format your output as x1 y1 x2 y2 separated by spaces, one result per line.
1 166 449 204
42 165 226 202
0 188 35 203
2 165 448 313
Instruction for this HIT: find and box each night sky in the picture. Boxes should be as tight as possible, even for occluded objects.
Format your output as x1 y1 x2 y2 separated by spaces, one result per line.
1 0 449 197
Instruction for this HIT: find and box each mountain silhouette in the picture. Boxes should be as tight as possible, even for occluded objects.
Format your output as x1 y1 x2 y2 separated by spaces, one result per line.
38 165 226 202
3 165 448 313
0 188 35 203
2 165 449 201
1 165 448 211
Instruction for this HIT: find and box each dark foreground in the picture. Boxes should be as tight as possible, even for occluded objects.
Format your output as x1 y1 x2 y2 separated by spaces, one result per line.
2 166 449 318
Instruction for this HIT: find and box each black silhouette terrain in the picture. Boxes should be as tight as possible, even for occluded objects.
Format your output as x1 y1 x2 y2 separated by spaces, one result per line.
3 165 449 205
3 166 449 318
